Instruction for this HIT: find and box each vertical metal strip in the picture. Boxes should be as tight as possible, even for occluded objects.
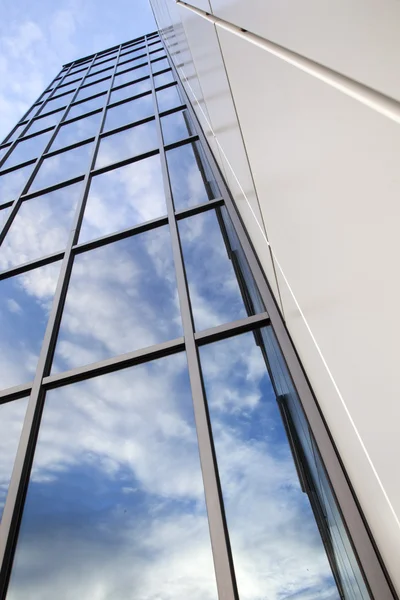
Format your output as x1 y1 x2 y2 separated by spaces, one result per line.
146 37 238 600
0 45 123 599
162 36 396 600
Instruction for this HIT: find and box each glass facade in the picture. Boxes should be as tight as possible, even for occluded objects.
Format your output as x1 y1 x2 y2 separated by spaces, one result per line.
0 32 374 600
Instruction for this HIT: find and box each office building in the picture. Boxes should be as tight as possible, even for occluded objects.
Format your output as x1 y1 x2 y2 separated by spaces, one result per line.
0 18 397 600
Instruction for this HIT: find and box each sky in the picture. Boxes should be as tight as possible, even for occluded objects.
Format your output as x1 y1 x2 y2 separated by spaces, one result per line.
0 0 156 142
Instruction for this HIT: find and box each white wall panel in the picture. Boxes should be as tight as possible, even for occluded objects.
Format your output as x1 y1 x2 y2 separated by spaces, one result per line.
217 27 400 591
210 0 400 102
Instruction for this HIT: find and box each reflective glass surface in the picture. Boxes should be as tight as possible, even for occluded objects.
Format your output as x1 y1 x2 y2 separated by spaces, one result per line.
4 124 28 145
200 331 340 600
150 49 165 59
179 210 249 330
1 131 52 170
43 91 74 112
114 65 148 86
53 226 182 371
161 110 194 146
0 146 10 163
154 70 174 88
0 206 11 229
166 141 219 210
80 155 166 243
0 262 60 390
50 113 101 151
157 85 182 113
67 95 105 120
21 105 41 122
0 397 28 520
29 142 93 192
116 61 148 76
110 78 151 104
96 121 157 169
104 94 153 131
152 58 169 73
27 111 63 135
62 72 83 85
75 79 110 102
8 355 218 599
54 81 78 96
0 182 82 270
89 62 115 76
0 164 34 203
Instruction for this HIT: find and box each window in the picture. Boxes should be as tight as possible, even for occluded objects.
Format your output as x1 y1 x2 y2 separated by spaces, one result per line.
96 121 158 169
50 113 101 151
109 78 151 104
114 65 149 82
0 262 61 390
154 70 174 88
67 95 105 120
1 131 52 170
29 142 93 192
156 85 182 113
0 164 34 203
104 94 153 131
7 355 218 598
161 109 194 146
166 140 219 210
0 182 82 269
80 154 166 243
27 111 64 136
43 91 74 112
75 79 111 102
52 226 182 371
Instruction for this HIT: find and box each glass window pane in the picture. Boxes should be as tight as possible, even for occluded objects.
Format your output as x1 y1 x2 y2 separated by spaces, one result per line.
154 70 174 88
52 226 182 371
89 62 115 76
3 123 28 145
152 58 169 73
62 72 83 85
1 131 52 170
0 397 29 521
67 95 105 120
27 110 63 135
110 78 151 104
0 145 11 163
96 121 158 169
150 49 165 59
166 140 219 210
75 79 111 102
116 61 148 76
29 142 93 192
104 95 153 131
8 355 218 599
0 206 11 228
50 113 101 151
179 210 250 330
114 65 148 85
161 109 194 146
43 91 74 112
157 85 182 113
0 262 60 390
200 331 340 600
0 182 82 270
0 164 34 203
21 105 41 122
80 154 166 243
53 81 78 96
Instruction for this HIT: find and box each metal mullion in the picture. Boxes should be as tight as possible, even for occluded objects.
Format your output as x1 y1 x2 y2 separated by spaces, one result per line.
107 89 152 110
90 148 159 177
111 75 150 93
175 197 224 220
0 60 96 247
165 42 396 600
19 175 85 202
194 312 270 346
99 115 156 139
147 42 239 600
164 134 198 151
72 215 169 255
0 251 64 282
158 103 187 118
0 383 33 405
42 337 185 391
0 200 13 211
0 49 121 599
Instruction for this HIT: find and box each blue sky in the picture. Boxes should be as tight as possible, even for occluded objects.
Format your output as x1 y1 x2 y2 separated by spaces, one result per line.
0 0 156 141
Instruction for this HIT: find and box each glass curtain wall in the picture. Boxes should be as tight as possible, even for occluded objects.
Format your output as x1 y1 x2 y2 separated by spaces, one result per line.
0 32 371 600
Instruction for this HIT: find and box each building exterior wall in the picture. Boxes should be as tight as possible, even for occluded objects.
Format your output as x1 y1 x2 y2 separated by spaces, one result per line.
149 0 400 593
